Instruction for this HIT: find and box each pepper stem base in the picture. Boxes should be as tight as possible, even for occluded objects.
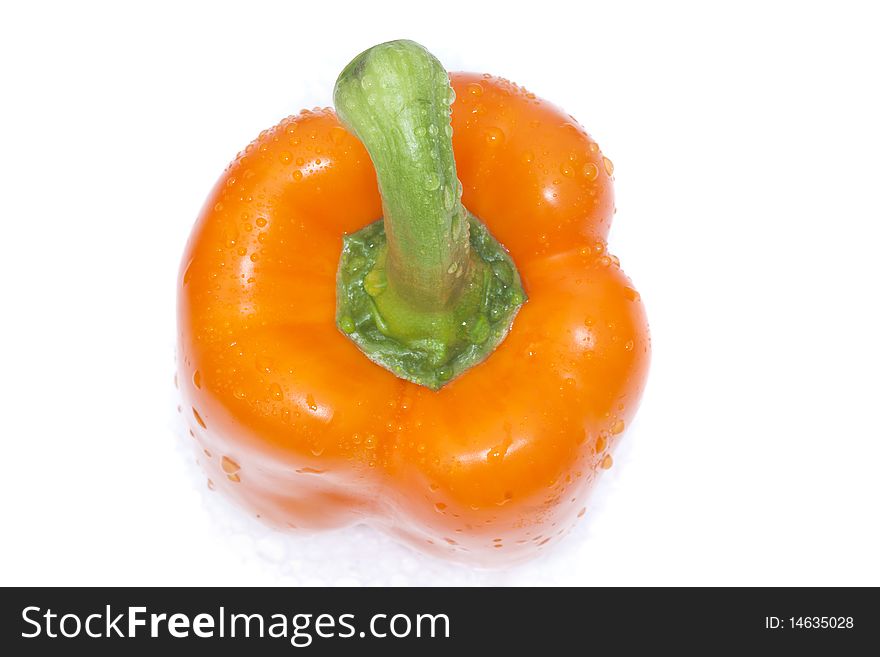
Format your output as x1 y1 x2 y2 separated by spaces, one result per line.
336 214 526 390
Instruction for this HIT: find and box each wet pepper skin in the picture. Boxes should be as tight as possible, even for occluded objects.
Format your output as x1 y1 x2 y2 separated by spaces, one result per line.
178 73 650 564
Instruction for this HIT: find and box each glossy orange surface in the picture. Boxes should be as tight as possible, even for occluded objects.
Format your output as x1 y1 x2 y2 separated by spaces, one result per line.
177 72 650 564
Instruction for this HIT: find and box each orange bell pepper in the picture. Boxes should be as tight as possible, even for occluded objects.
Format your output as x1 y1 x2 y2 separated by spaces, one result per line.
177 40 650 564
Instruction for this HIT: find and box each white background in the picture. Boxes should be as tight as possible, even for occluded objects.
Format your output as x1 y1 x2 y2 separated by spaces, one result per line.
2 1 878 586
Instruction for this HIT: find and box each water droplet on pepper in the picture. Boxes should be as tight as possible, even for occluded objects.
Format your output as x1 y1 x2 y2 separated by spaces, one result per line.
582 162 599 181
484 127 504 145
623 286 641 302
603 156 614 176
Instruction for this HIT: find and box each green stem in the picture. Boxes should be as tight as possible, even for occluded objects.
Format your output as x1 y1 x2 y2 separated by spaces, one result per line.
335 40 469 310
333 40 525 390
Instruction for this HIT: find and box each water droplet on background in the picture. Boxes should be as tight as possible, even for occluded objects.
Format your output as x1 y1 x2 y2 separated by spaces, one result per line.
192 408 206 429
